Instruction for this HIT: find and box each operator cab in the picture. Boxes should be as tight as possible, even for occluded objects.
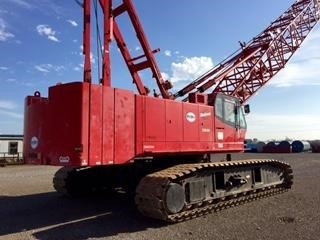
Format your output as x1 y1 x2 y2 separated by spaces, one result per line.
187 92 247 130
211 93 247 130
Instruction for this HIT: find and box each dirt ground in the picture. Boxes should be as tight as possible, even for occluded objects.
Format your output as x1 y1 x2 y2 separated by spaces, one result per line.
0 153 319 240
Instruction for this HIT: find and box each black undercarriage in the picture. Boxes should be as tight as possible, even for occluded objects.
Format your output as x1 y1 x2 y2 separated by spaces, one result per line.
53 155 293 222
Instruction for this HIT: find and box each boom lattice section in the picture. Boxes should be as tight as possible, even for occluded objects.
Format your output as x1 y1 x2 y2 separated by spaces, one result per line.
174 0 320 104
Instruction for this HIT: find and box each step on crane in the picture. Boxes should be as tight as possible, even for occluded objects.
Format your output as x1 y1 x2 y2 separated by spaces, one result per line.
24 0 319 222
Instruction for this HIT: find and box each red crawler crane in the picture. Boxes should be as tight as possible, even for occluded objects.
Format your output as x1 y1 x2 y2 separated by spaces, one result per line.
24 0 319 222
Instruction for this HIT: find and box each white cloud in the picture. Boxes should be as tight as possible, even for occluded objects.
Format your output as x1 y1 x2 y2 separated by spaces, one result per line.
48 35 59 42
35 65 50 73
6 78 16 83
0 109 23 119
73 64 83 72
0 18 14 41
0 100 22 121
164 50 172 57
246 113 320 140
0 100 16 110
0 66 8 70
35 64 64 73
161 72 170 81
135 46 141 51
169 56 214 84
270 60 320 87
9 0 32 9
2 0 65 20
36 24 60 42
90 52 95 64
67 20 78 27
79 45 96 64
269 28 320 88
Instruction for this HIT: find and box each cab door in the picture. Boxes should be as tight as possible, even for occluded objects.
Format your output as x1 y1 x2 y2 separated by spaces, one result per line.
235 105 247 150
214 94 239 151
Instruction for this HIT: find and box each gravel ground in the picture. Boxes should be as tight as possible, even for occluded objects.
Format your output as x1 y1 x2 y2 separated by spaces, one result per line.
0 153 319 240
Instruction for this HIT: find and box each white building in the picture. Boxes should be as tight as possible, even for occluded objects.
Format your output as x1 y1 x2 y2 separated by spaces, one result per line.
0 135 23 164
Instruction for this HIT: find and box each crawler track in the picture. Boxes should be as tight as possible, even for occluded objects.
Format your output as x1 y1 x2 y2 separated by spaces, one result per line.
135 159 293 222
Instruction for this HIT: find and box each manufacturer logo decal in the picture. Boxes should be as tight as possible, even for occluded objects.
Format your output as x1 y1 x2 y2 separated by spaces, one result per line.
186 112 196 123
200 112 211 118
31 136 39 149
201 128 211 133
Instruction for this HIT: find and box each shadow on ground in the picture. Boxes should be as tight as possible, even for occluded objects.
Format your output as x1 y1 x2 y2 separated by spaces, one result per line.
0 192 165 239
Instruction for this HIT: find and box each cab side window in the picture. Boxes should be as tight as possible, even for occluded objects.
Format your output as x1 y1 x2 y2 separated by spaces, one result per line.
215 97 223 119
223 100 236 125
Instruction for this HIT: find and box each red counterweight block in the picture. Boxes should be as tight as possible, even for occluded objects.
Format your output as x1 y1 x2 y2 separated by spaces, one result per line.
23 92 49 165
24 82 136 167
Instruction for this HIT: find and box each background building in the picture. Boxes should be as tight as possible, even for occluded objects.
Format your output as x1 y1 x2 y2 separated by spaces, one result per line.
0 135 23 165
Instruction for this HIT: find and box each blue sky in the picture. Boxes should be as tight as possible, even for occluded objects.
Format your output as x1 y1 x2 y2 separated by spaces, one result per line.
0 0 320 141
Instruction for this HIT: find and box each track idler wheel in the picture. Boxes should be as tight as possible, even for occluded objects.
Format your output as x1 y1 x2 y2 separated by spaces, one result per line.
165 183 185 214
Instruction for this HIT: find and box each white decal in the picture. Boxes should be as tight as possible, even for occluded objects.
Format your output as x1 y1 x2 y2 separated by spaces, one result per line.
81 159 88 166
186 112 196 123
200 112 211 118
143 145 155 149
59 156 70 163
217 132 224 140
31 136 39 149
201 128 211 133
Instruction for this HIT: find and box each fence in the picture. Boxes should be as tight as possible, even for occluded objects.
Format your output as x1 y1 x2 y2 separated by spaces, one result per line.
0 152 24 166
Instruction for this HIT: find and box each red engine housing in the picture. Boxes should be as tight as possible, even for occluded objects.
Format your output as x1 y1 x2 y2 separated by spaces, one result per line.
24 82 245 167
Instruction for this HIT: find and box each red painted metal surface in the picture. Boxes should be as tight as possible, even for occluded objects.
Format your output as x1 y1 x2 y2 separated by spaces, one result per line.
47 83 90 166
101 0 112 86
102 87 115 164
134 93 244 156
114 89 135 164
24 84 244 167
23 94 49 164
83 0 91 83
